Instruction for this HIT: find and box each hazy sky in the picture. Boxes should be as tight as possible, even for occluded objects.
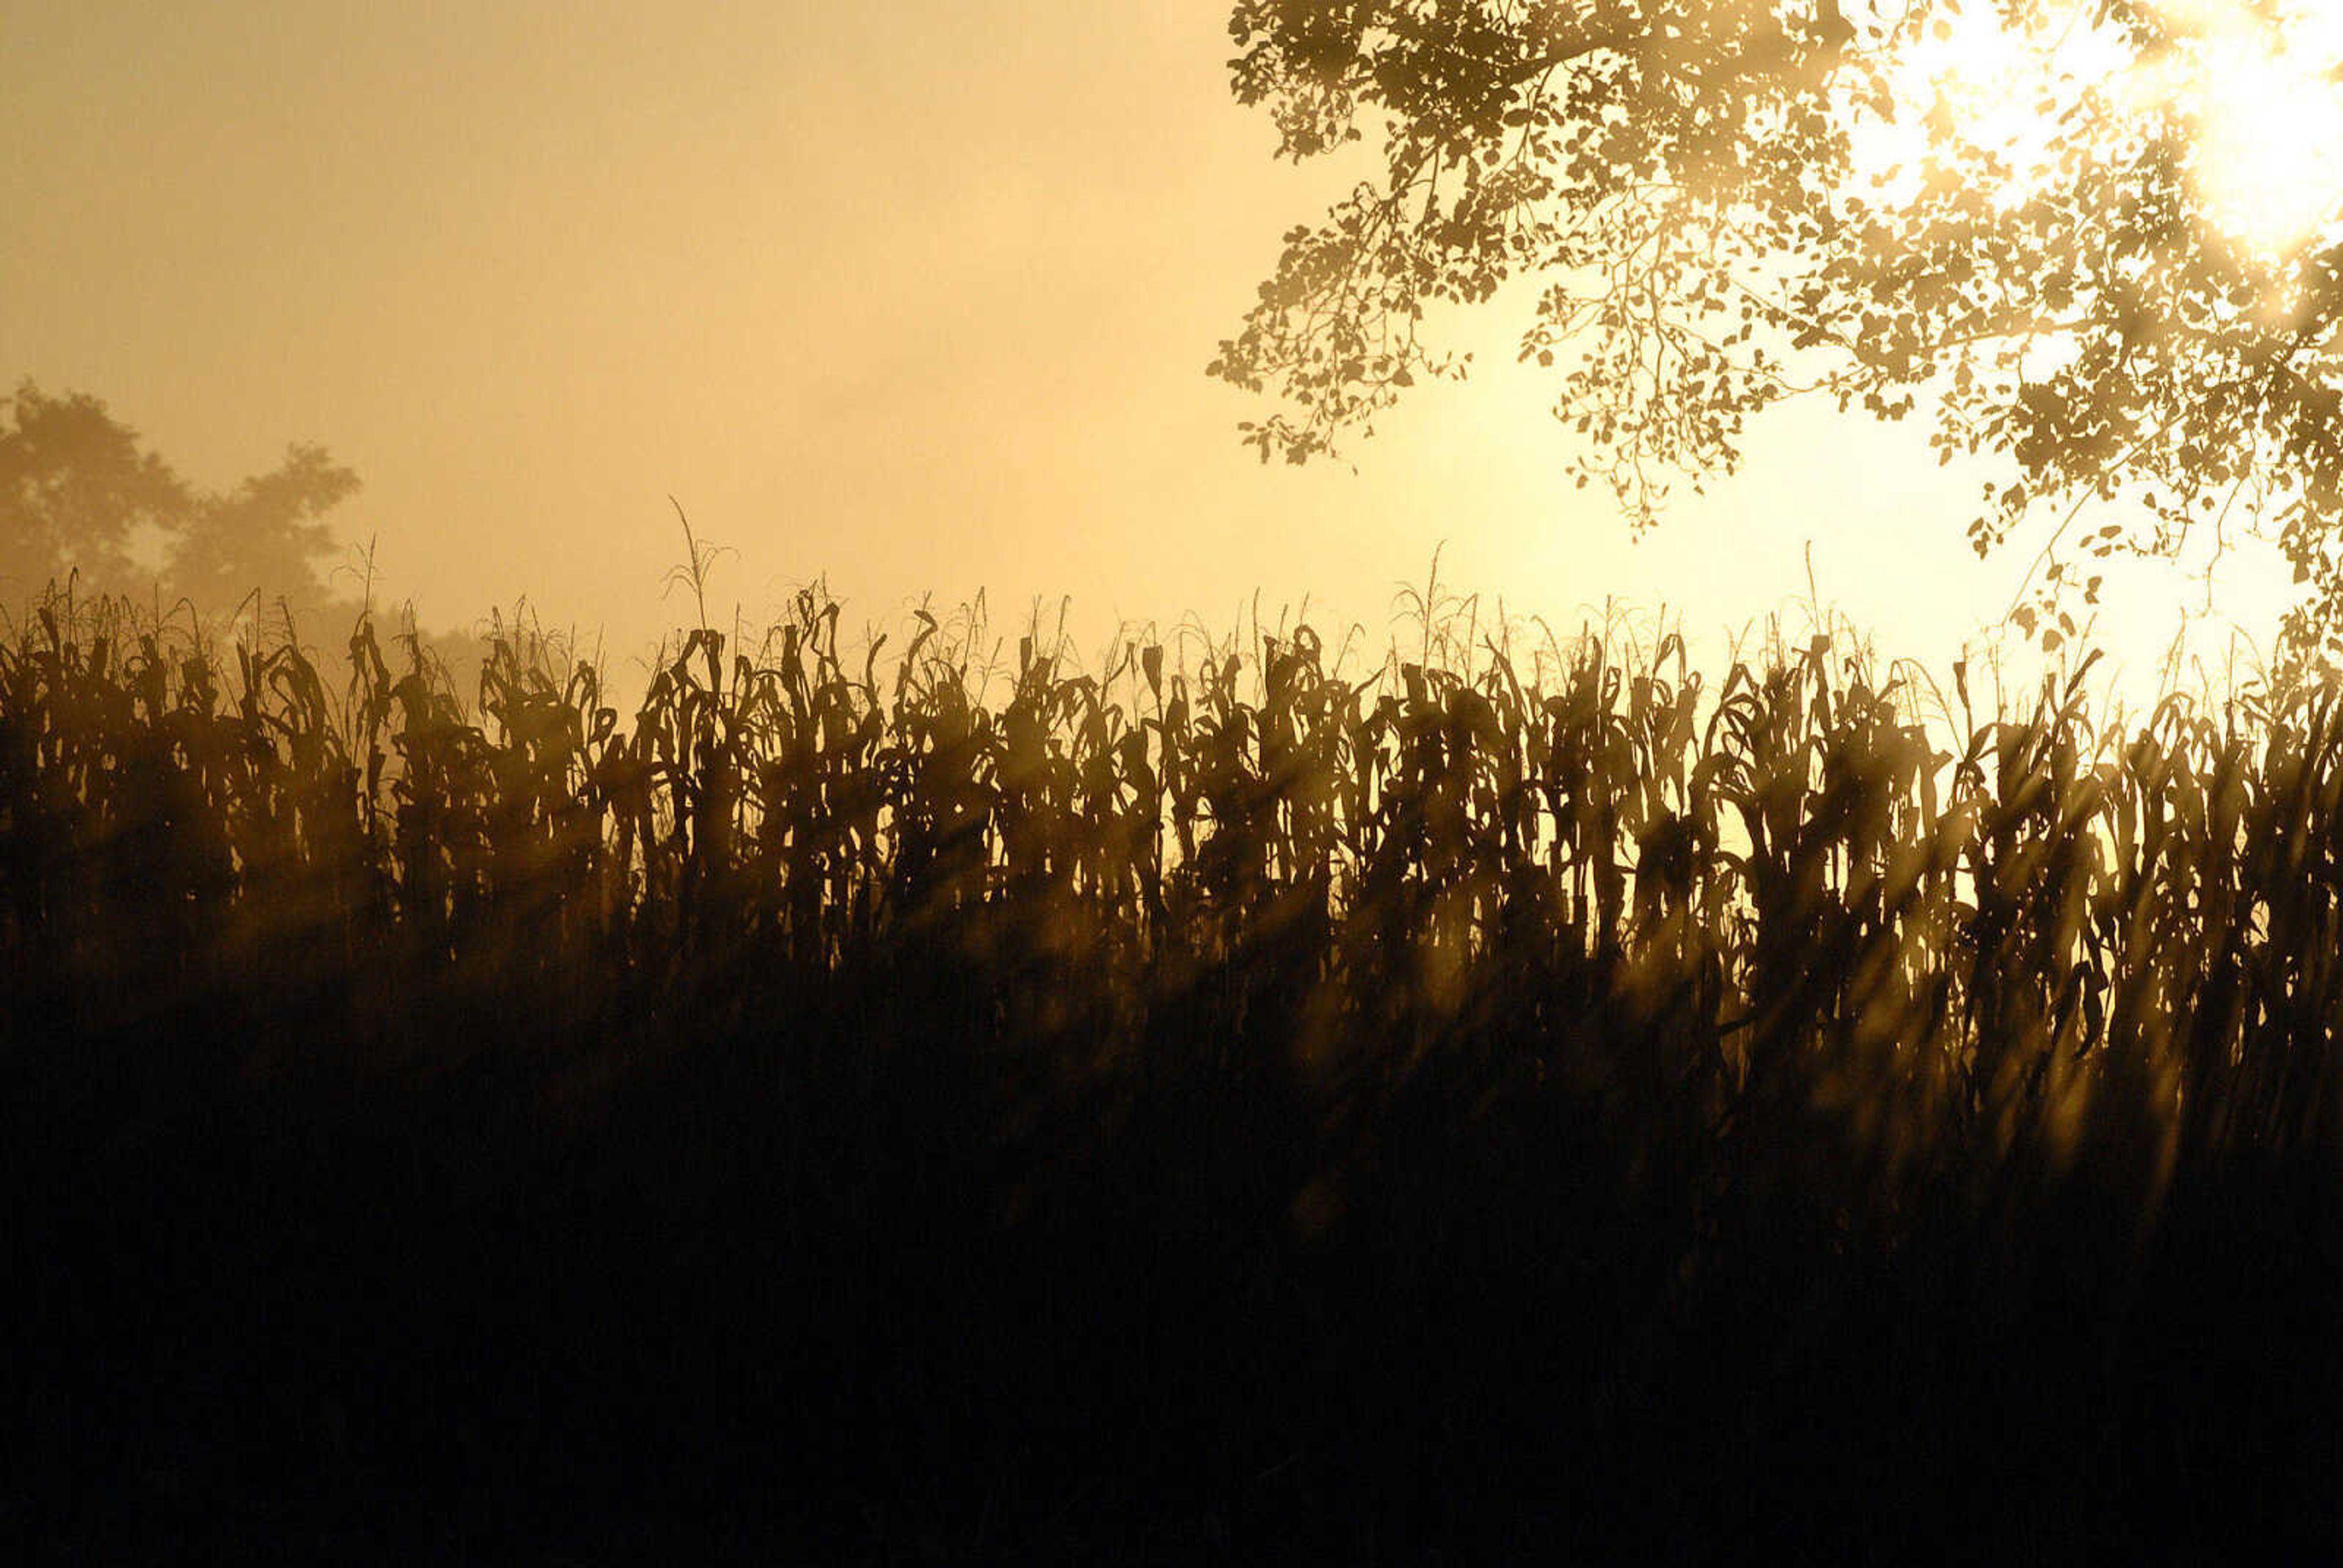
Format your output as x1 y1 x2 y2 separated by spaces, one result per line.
2 1 2302 697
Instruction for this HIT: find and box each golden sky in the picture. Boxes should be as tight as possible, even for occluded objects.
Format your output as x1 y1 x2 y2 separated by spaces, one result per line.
1 1 2304 702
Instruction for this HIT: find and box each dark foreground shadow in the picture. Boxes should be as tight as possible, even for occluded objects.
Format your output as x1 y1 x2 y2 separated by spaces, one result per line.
6 593 2343 1559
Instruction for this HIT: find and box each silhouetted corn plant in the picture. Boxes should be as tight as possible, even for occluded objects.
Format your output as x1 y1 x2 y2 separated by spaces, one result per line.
12 578 2343 1259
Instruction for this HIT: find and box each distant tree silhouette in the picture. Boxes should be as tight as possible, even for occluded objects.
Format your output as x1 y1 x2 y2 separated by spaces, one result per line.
1215 1 2343 650
0 378 356 617
170 441 360 613
0 381 192 595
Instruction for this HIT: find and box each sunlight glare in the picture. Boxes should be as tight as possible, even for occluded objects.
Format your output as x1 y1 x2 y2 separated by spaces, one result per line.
2136 0 2343 255
1859 2 2343 259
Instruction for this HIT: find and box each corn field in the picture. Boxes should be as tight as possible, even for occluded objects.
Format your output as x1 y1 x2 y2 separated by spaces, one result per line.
9 582 2343 1556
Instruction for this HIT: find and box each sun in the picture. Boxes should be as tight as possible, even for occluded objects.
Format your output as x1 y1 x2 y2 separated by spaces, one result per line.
2134 0 2343 255
1864 1 2343 259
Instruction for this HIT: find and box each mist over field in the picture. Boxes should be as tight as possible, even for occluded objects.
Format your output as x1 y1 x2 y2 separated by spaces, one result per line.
15 2 2343 1558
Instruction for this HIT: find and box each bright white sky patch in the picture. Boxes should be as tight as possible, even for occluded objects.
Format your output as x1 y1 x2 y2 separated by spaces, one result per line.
1875 0 2343 257
2145 0 2343 254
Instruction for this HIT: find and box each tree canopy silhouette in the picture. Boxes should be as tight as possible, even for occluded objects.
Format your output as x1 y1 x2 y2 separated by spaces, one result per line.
0 383 192 595
1 379 357 614
1213 1 2343 650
